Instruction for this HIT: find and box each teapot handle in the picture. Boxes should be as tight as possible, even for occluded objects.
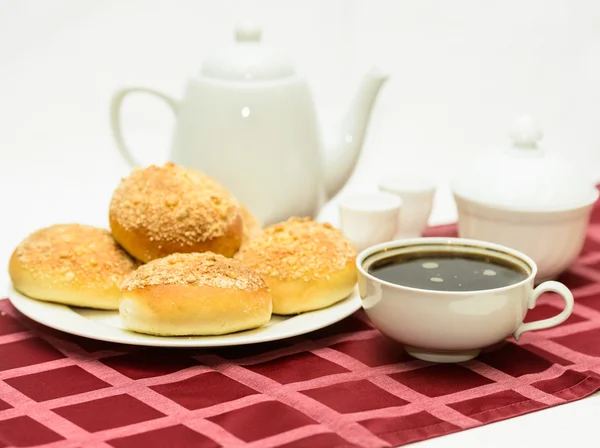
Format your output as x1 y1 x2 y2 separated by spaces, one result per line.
109 87 179 167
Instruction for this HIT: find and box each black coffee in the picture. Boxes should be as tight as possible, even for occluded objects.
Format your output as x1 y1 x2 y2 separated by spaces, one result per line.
368 251 529 292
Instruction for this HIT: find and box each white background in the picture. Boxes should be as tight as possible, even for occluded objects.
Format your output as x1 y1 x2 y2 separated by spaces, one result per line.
1 1 600 446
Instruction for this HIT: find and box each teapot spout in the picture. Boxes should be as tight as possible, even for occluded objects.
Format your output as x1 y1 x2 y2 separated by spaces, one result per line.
324 66 389 200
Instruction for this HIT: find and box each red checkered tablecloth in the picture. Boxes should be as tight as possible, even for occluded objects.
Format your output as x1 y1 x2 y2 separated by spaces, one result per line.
3 206 600 447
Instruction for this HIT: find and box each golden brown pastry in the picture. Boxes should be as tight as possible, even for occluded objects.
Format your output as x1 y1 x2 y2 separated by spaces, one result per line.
109 162 242 262
238 202 262 247
119 252 272 336
9 224 138 309
236 217 357 315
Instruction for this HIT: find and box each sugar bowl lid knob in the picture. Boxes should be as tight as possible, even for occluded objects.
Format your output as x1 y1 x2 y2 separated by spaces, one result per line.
235 21 262 42
509 114 543 148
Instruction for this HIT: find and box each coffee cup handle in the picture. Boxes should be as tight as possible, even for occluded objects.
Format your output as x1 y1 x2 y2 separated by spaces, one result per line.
513 281 574 341
109 87 179 168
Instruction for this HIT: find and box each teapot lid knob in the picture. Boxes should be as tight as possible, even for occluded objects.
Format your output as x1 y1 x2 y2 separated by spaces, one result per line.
201 22 295 81
509 114 543 148
235 22 262 42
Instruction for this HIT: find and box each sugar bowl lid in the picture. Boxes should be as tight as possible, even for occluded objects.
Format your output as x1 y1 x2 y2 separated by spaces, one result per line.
451 115 597 211
200 22 296 82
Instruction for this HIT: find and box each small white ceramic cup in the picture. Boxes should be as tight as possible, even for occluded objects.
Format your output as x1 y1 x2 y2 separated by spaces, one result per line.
378 177 436 238
356 237 575 363
338 192 402 253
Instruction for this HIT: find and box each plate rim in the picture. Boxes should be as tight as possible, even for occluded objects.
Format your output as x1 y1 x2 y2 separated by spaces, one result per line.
6 285 362 348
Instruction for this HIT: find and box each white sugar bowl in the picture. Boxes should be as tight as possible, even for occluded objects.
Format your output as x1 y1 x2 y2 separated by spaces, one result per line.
451 115 599 281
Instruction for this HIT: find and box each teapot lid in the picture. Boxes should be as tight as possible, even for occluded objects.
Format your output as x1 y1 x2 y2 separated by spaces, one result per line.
451 115 597 211
201 23 296 81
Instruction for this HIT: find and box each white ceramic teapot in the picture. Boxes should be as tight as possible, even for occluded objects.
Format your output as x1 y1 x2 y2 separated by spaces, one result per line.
110 23 388 225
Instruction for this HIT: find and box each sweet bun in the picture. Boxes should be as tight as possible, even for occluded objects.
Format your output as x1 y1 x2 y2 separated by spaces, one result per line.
109 162 243 263
236 217 357 315
119 252 272 336
239 202 262 246
9 224 138 309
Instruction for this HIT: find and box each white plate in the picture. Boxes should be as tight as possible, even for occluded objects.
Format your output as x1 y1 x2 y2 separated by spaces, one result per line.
7 285 362 348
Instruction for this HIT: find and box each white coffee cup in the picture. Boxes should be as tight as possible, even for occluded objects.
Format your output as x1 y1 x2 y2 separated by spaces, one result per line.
378 177 436 238
338 192 402 253
357 237 575 363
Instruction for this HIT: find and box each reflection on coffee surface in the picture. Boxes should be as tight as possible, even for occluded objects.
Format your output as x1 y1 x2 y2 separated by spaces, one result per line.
368 251 528 291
